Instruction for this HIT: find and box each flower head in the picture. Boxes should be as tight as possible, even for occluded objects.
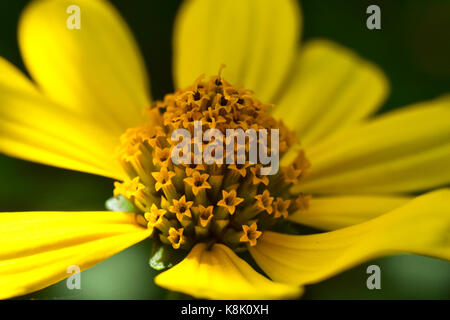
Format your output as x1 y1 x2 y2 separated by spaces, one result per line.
120 74 301 254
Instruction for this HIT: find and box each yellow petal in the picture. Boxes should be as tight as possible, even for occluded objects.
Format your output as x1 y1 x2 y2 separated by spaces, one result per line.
250 189 450 285
173 0 300 102
155 243 302 299
19 0 150 135
273 39 389 146
289 194 410 230
296 96 450 194
0 211 151 299
0 58 124 179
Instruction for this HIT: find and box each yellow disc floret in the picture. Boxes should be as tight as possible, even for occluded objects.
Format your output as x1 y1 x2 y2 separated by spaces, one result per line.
114 73 311 254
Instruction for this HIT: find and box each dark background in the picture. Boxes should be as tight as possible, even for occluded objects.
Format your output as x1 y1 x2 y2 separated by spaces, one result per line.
0 0 449 299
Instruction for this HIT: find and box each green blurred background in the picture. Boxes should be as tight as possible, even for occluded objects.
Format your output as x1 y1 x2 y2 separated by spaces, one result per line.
0 0 449 299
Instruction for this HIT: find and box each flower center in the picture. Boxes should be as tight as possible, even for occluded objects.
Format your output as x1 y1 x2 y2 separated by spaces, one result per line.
113 73 311 257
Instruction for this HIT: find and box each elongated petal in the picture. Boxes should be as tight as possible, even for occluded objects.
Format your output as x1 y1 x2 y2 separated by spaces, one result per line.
155 243 302 299
273 40 388 146
250 189 450 285
19 0 150 135
295 96 450 194
289 194 410 230
0 211 151 299
0 58 124 179
173 0 300 102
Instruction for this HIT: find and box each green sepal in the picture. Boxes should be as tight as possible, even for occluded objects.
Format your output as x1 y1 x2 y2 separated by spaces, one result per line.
105 195 137 212
149 242 185 270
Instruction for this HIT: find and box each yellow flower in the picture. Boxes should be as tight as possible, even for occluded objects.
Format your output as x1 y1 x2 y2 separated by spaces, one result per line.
169 195 194 222
167 227 186 250
144 204 167 236
183 171 212 196
240 222 263 247
217 189 245 215
197 205 214 228
0 0 449 300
